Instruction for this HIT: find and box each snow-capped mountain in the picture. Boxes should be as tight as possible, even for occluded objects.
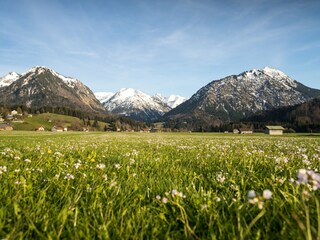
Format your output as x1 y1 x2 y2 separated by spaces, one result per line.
153 94 187 109
0 72 21 87
103 88 171 122
94 92 115 103
164 67 320 126
0 66 106 113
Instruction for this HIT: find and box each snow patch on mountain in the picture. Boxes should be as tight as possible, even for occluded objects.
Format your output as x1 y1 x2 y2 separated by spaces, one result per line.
0 72 21 87
103 88 171 122
153 94 187 109
105 88 168 113
94 92 114 103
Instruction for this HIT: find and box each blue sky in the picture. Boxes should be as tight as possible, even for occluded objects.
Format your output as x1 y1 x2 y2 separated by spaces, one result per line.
1 0 320 97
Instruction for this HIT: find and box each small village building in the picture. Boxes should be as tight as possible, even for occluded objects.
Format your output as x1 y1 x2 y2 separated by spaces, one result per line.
82 127 89 132
0 124 13 131
51 126 65 132
0 117 4 122
150 128 161 133
264 126 285 135
11 110 18 116
239 128 253 134
35 126 45 131
233 129 240 134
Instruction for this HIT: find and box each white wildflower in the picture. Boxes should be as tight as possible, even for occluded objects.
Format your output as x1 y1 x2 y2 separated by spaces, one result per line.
216 172 226 183
0 166 7 174
110 181 117 188
74 163 81 169
201 204 208 210
96 163 106 169
64 173 75 180
248 190 256 199
162 197 168 204
263 189 272 199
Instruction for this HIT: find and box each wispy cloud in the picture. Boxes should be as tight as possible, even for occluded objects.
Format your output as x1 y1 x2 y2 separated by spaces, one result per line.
66 51 99 58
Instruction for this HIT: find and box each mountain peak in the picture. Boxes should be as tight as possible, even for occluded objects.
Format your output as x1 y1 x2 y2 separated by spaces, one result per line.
103 88 171 122
25 66 79 88
0 71 21 87
0 66 106 114
118 88 141 97
262 66 289 78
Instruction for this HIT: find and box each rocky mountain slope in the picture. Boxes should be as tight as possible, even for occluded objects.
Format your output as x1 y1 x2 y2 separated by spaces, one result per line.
0 66 106 114
102 88 171 122
163 67 320 129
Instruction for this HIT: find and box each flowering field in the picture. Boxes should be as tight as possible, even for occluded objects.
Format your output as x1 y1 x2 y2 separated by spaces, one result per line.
0 132 319 239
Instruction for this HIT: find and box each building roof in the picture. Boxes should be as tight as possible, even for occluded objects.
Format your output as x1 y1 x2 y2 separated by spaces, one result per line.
0 124 12 128
52 126 64 130
265 126 285 130
239 128 253 131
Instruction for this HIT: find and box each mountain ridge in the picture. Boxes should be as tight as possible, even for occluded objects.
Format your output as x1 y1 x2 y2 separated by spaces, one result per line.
0 66 106 115
163 67 320 130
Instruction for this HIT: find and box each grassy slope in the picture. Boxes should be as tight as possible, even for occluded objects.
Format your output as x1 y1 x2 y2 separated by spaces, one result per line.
11 113 107 131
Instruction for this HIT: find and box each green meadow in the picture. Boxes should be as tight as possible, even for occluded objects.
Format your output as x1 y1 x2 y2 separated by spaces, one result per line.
0 132 319 239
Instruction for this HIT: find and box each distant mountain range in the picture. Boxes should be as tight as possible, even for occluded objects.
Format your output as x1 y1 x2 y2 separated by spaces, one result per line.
1 66 319 129
0 66 187 122
162 67 320 130
94 89 187 122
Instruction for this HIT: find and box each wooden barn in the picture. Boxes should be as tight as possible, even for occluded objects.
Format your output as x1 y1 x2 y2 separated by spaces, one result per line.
264 126 285 135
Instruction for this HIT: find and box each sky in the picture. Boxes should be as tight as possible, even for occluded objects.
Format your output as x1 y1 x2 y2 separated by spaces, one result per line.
1 0 320 98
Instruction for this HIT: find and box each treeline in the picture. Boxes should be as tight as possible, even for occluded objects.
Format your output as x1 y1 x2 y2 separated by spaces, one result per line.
244 98 320 133
162 98 320 133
